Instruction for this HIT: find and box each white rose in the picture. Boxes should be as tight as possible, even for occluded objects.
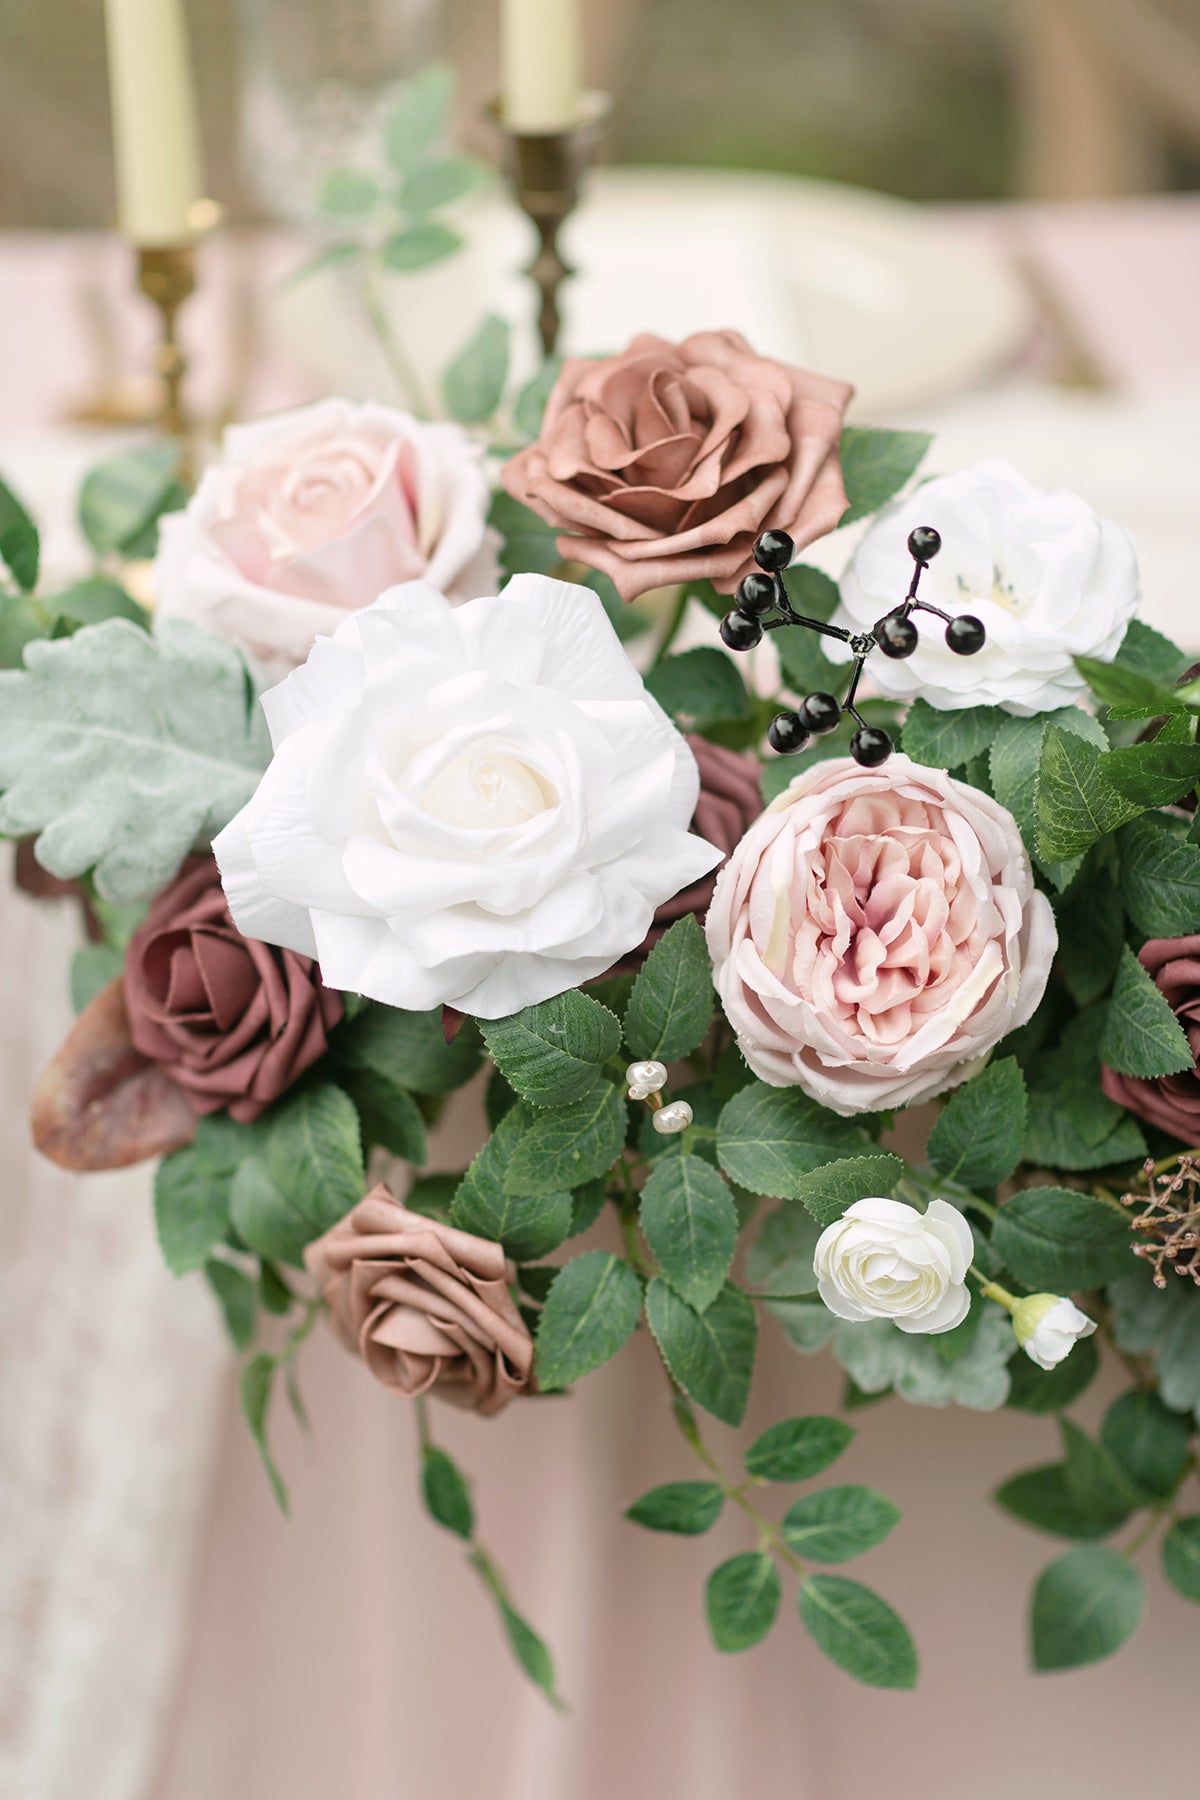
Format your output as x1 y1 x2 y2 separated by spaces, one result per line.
213 574 723 1018
156 398 498 678
834 458 1140 715
1011 1293 1097 1370
814 1197 974 1334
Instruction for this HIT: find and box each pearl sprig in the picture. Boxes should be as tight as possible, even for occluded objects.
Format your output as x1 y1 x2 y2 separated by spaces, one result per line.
624 1059 693 1135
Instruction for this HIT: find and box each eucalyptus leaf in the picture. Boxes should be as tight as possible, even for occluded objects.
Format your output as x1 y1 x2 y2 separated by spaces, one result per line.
832 1310 1013 1411
383 64 454 171
401 155 486 213
318 167 378 215
1162 1517 1200 1602
380 222 462 272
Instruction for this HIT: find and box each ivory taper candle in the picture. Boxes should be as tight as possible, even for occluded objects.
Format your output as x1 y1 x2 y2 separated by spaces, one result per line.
501 0 583 132
103 0 204 245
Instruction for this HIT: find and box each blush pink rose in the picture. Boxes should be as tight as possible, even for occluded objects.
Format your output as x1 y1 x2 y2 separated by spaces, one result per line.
705 755 1057 1115
502 330 852 602
156 398 498 677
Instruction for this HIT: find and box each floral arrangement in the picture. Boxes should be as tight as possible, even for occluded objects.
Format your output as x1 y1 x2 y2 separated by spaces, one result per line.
4 318 1200 1703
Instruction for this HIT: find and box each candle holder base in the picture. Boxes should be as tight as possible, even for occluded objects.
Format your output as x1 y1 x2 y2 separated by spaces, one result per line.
136 242 197 464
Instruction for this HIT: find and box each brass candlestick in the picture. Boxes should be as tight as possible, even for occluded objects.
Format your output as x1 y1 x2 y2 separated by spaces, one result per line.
490 93 610 359
136 242 196 455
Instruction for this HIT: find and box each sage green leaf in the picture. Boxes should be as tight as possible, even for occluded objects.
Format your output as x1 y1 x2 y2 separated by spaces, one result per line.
1102 741 1200 809
383 63 454 171
0 619 268 902
1162 1518 1200 1602
745 1203 822 1297
282 241 361 287
625 1481 724 1535
639 1155 737 1312
901 699 1005 771
717 1083 867 1198
503 1082 626 1197
1099 944 1193 1078
401 154 486 213
204 1258 258 1350
783 1484 901 1563
47 577 148 630
379 221 462 271
453 1104 574 1261
1031 1547 1144 1671
1035 726 1141 863
441 312 511 424
421 1445 475 1540
927 1058 1026 1189
645 1279 756 1426
331 1003 483 1095
624 914 716 1064
1099 1391 1190 1501
489 491 561 579
744 1415 854 1482
534 1251 643 1389
1073 652 1188 719
69 942 123 1014
240 1353 287 1513
799 1575 918 1689
837 426 931 526
1005 1335 1100 1414
317 167 378 214
766 1298 836 1353
706 1552 781 1652
1118 815 1200 938
994 1463 1127 1540
832 1310 1013 1411
512 357 563 441
1111 1271 1200 1415
644 647 750 728
77 442 185 556
482 991 620 1108
992 1187 1134 1289
793 1153 905 1227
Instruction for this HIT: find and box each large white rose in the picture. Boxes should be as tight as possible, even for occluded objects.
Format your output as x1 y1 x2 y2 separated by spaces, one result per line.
814 1197 974 1334
213 574 723 1018
156 398 498 678
834 458 1140 715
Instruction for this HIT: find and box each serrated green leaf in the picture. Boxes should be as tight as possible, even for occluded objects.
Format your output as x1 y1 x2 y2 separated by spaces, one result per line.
625 1480 724 1535
1099 1390 1190 1501
837 426 931 527
502 1082 626 1197
1073 652 1188 719
993 1463 1126 1540
774 565 842 694
317 167 378 215
639 1155 737 1311
453 1103 574 1261
155 1136 236 1274
266 1082 364 1226
1022 1010 1146 1171
792 1153 905 1228
240 1352 287 1513
799 1574 918 1688
1053 862 1124 1005
441 312 510 425
992 1187 1133 1290
745 1203 822 1296
644 647 750 728
782 1484 901 1563
534 1251 643 1390
624 914 715 1064
706 1552 781 1652
1031 1547 1144 1671
927 1058 1026 1188
1115 619 1192 684
379 221 462 271
991 708 1106 871
1162 1517 1200 1601
229 1157 307 1268
1118 815 1200 938
401 154 486 213
421 1445 475 1539
341 1065 427 1162
1099 944 1193 1078
645 1279 756 1426
717 1083 867 1198
204 1257 258 1350
1005 1335 1100 1413
1035 726 1141 863
383 63 454 171
482 991 620 1108
77 442 185 556
1102 741 1200 809
901 699 1005 771
744 1414 854 1482
331 1003 483 1095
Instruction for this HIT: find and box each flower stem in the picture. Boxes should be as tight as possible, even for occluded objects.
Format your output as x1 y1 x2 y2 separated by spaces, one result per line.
669 1388 806 1576
650 585 691 669
359 255 433 419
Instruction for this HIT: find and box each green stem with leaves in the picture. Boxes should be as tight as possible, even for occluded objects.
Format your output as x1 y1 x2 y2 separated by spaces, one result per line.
670 1389 805 1576
359 256 433 419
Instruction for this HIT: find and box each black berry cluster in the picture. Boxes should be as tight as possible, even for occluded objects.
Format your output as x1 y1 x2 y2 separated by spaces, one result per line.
719 525 986 767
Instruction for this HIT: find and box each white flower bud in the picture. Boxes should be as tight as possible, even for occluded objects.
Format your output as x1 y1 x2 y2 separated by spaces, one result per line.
1011 1294 1097 1370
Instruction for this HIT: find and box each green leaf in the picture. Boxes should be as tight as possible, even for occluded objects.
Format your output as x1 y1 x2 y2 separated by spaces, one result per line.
705 1552 781 1652
1073 652 1188 719
496 1596 559 1703
512 357 563 442
1099 1390 1190 1501
0 619 268 902
1006 1334 1100 1413
994 1463 1127 1540
644 646 750 730
1115 618 1192 685
230 1086 364 1268
421 1445 475 1539
832 1310 1014 1410
1162 1517 1200 1602
240 1353 288 1513
317 167 379 215
1031 1547 1144 1671
452 1103 574 1261
68 941 123 1014
282 240 361 287
441 312 511 425
1099 944 1193 1078
718 1083 867 1199
1022 1012 1147 1171
625 1480 724 1535
503 1082 626 1197
744 1203 822 1296
1053 861 1125 1005
639 1155 737 1312
204 1257 258 1350
534 1251 643 1389
793 1153 905 1227
489 491 561 580
342 1065 427 1162
0 472 39 591
1111 1271 1200 1414
1061 1416 1141 1519
775 566 842 694
482 991 620 1108
379 222 462 272
229 1158 305 1269
1035 725 1140 863
927 1059 1026 1188
1102 741 1200 809
645 1279 756 1426
331 1003 482 1095
799 1575 918 1689
901 699 1005 771
401 154 485 213
744 1415 854 1482
1118 815 1200 938
46 577 148 630
990 708 1106 869
383 64 454 171
154 1130 239 1273
837 426 931 527
568 1176 606 1238
782 1485 901 1562
992 1187 1134 1290
77 442 184 556
624 914 716 1064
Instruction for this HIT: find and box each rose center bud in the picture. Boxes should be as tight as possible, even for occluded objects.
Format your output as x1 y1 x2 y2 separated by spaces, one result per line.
416 738 559 832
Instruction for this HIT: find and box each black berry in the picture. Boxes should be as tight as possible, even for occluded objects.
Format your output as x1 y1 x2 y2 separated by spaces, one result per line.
736 572 777 617
945 613 986 656
850 725 892 767
908 525 941 563
797 691 841 735
875 613 919 659
767 711 811 755
753 529 794 573
720 610 762 651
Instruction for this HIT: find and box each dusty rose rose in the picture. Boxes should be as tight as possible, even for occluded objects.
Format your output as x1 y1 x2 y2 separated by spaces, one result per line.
1101 936 1200 1143
502 330 852 602
305 1186 534 1416
155 398 498 677
705 755 1057 1115
124 855 342 1122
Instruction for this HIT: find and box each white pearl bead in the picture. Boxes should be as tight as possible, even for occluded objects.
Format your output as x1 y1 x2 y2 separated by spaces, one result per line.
626 1059 668 1100
652 1100 693 1135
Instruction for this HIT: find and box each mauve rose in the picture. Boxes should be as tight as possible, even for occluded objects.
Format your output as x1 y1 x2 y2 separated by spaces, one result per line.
502 329 852 603
155 398 498 677
1101 936 1200 1143
705 755 1057 1115
305 1185 534 1416
124 856 342 1122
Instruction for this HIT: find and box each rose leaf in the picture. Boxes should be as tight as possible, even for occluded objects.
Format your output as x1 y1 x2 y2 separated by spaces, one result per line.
533 1251 643 1390
625 914 716 1065
1031 1547 1145 1671
644 1279 756 1427
705 1552 781 1653
798 1575 918 1689
927 1057 1027 1189
1098 944 1194 1079
638 1155 737 1313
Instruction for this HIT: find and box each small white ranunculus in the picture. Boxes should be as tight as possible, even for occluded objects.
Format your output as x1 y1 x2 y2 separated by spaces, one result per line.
1011 1293 1097 1370
814 1197 974 1335
214 574 723 1018
834 458 1140 715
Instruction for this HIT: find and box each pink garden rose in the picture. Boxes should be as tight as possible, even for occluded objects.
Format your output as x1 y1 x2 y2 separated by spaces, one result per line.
705 755 1057 1115
156 398 498 677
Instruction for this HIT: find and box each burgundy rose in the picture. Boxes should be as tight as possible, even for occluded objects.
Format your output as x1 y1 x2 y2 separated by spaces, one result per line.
124 855 342 1122
502 329 853 602
1102 935 1200 1143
